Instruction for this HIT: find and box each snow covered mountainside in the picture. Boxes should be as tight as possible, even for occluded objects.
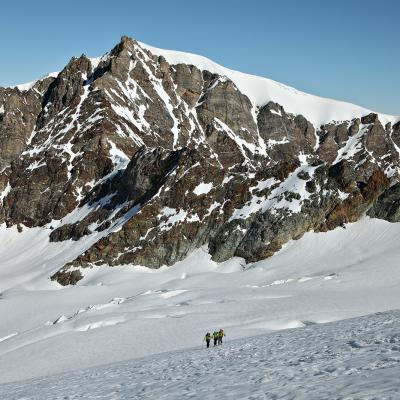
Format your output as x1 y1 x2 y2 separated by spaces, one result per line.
1 36 400 390
0 36 400 285
1 309 400 399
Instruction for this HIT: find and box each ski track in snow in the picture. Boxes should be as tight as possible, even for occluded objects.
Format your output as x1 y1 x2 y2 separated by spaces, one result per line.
1 310 400 399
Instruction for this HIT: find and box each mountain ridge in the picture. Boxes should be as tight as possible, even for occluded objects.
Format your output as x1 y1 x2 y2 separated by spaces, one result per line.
7 37 400 126
0 36 399 285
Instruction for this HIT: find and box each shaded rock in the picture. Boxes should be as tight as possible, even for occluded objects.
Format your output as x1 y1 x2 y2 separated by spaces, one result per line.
257 102 316 163
368 183 400 222
361 113 378 125
51 269 83 286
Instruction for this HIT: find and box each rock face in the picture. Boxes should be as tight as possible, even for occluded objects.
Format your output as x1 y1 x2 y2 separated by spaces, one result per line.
368 182 400 222
1 36 399 285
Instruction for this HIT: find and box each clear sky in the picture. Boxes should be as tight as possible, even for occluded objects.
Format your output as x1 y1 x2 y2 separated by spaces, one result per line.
0 0 398 115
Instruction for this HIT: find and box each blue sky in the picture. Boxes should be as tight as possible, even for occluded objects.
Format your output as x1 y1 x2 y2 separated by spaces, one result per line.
1 0 398 115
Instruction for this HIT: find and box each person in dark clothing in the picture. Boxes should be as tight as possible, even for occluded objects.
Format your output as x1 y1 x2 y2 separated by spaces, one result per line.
204 332 211 348
213 331 219 346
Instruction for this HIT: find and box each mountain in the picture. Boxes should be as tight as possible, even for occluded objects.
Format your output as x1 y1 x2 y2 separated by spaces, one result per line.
0 36 399 286
2 310 400 399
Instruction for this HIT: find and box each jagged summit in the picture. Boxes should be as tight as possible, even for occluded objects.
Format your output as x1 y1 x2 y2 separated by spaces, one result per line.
1 36 400 285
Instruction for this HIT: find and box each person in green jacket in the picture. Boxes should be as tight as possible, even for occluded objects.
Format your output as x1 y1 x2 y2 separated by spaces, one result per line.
203 332 211 348
213 331 219 346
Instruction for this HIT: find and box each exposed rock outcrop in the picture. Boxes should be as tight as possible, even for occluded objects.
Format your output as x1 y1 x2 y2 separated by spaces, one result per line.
368 182 400 222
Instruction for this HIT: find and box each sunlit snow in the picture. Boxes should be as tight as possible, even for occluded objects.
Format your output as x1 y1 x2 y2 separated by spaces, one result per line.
0 217 400 385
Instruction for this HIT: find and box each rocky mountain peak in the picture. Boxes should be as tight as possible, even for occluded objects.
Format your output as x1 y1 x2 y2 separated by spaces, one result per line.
1 36 399 285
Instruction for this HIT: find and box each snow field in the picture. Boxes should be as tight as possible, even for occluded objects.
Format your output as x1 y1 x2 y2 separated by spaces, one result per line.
0 217 400 384
1 310 399 399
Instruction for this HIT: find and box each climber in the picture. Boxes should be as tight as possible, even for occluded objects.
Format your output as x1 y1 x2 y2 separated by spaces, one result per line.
204 332 211 348
218 329 225 345
213 330 219 346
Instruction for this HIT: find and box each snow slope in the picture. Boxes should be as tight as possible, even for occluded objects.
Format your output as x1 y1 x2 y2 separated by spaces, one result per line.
6 72 59 91
1 217 400 384
1 310 399 399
